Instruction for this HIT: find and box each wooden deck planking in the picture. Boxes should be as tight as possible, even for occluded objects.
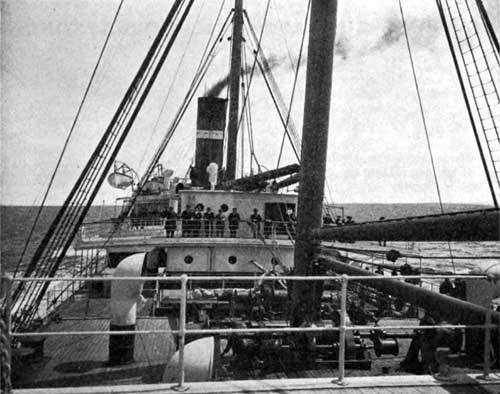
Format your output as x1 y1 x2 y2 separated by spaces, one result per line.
11 290 497 393
13 297 175 389
14 373 500 394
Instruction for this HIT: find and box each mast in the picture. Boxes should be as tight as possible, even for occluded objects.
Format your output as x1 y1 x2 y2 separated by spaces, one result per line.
291 0 338 326
225 0 244 181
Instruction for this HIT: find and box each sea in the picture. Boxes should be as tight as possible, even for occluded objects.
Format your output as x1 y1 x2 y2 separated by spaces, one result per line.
1 203 498 276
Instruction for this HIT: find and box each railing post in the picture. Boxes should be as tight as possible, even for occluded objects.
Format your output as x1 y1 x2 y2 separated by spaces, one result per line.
153 278 160 316
1 275 13 394
335 274 348 385
482 307 492 378
173 274 188 391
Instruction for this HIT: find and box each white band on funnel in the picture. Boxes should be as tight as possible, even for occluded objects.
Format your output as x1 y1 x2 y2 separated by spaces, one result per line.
196 129 223 140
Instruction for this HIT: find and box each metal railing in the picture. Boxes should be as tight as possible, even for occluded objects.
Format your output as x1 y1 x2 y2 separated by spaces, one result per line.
0 273 498 392
9 252 107 333
78 218 297 242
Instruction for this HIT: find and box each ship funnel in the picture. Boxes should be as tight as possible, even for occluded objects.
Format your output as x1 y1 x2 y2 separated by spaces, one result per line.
191 97 227 188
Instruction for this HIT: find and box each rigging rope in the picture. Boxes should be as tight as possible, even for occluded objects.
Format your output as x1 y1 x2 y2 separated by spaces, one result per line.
12 0 194 330
14 0 125 277
271 0 296 71
18 0 187 289
137 0 207 171
435 0 498 208
277 0 310 168
119 9 234 220
241 42 262 173
398 0 456 273
399 1 443 208
241 46 253 172
236 1 272 149
13 0 188 317
243 17 301 161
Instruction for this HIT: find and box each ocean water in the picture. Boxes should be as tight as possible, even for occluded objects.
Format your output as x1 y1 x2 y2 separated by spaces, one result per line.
0 203 497 275
1 205 117 274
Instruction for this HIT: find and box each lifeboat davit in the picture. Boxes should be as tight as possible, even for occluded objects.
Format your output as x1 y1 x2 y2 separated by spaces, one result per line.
108 172 134 189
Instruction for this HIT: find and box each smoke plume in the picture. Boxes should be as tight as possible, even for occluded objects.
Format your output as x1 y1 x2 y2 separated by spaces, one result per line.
370 15 440 53
335 36 350 60
205 54 283 97
372 17 404 51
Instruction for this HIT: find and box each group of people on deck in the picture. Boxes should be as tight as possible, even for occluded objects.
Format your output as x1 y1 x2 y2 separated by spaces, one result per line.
163 204 269 238
438 277 466 300
162 204 298 239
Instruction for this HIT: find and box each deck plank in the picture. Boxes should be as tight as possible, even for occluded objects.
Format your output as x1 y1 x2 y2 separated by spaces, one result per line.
13 374 500 394
13 298 175 389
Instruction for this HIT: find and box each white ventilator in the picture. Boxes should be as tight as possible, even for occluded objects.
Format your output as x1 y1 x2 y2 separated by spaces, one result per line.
206 162 219 190
163 336 215 382
163 168 174 190
465 261 500 307
110 253 146 326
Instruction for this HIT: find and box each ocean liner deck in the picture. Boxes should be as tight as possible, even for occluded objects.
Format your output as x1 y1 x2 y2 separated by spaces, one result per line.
5 273 500 393
2 0 500 393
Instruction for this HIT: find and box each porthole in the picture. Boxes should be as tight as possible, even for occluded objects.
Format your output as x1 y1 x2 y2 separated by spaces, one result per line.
184 255 193 265
228 255 237 265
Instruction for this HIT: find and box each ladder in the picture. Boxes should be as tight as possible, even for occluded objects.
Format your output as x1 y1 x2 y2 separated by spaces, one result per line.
445 0 500 191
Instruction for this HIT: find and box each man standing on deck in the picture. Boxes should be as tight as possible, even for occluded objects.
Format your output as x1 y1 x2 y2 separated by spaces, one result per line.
249 208 262 238
215 209 226 237
203 207 215 237
228 208 241 238
164 206 177 238
286 208 297 237
193 205 203 237
181 205 193 237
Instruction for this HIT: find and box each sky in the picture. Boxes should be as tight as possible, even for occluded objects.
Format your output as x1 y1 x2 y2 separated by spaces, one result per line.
1 0 499 206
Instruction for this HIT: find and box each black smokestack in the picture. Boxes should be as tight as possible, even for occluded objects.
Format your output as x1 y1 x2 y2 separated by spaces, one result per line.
192 97 227 187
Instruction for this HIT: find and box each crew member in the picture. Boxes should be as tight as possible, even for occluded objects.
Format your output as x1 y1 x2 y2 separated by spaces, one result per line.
451 279 466 300
193 205 202 237
180 205 193 237
228 208 241 238
215 209 226 237
439 278 453 295
249 208 262 238
203 207 215 237
164 206 177 238
286 208 297 237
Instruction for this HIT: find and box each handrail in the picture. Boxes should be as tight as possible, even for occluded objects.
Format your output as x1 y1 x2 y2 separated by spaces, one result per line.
7 274 491 282
1 273 498 391
78 217 297 241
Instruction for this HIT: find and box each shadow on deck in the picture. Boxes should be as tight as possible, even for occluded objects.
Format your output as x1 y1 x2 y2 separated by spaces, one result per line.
13 298 175 389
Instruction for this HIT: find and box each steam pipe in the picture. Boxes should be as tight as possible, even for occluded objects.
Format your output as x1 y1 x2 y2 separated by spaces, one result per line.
220 163 299 190
317 254 500 326
275 174 300 189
